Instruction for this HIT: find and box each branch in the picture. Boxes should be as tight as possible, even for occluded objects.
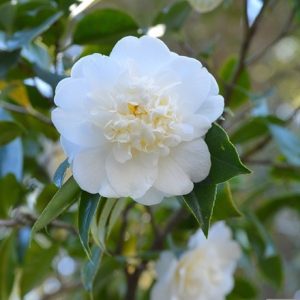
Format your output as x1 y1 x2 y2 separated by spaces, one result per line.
41 282 82 300
0 212 77 235
224 0 270 106
0 101 52 124
246 7 297 65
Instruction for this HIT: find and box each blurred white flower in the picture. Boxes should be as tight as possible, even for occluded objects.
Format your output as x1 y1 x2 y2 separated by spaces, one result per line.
188 0 223 13
151 222 241 300
52 36 224 204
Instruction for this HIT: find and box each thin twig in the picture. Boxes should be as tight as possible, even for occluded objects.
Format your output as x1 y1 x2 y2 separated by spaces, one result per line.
224 0 270 106
41 282 82 300
246 8 297 65
0 101 52 124
0 212 77 235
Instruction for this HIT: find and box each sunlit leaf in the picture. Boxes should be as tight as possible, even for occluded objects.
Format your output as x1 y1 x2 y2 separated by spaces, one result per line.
74 9 138 46
32 176 81 235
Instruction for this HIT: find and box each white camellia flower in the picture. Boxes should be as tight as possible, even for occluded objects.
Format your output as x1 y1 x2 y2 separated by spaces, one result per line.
151 222 241 300
52 36 224 205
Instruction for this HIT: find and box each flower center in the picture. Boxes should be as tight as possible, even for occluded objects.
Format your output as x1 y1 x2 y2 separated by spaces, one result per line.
103 84 185 158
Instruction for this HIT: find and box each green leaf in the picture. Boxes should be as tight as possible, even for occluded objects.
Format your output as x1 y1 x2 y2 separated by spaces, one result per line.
107 198 128 237
33 64 65 90
91 198 117 250
0 49 20 77
0 235 16 300
35 183 58 213
213 182 242 221
153 1 191 31
0 173 23 218
230 116 284 145
0 12 63 51
0 120 24 146
73 9 138 46
259 255 283 287
269 124 300 166
82 245 102 291
256 194 300 222
20 241 59 296
182 180 217 236
270 165 300 182
78 192 101 259
219 56 251 109
227 277 258 300
31 176 81 235
206 123 251 184
53 158 69 188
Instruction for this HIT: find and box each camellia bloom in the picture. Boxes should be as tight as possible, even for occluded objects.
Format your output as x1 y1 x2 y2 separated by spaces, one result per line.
52 36 224 205
151 222 241 300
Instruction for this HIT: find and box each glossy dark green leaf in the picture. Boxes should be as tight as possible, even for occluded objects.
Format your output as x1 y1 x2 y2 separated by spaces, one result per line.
227 277 258 300
0 120 24 146
269 124 300 166
258 255 283 287
53 158 69 188
0 173 23 218
256 194 300 222
32 176 81 235
213 182 242 221
82 245 102 291
206 123 251 184
73 9 138 45
230 116 284 145
219 57 251 109
182 180 217 236
78 192 101 258
153 1 191 31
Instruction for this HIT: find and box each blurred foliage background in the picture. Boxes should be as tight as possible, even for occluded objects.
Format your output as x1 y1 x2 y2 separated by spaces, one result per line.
0 0 300 299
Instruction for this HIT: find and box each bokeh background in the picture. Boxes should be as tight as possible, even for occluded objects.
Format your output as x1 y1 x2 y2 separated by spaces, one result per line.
0 0 300 299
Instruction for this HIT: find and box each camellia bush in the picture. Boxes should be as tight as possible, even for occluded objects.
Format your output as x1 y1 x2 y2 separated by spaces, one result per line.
0 0 300 299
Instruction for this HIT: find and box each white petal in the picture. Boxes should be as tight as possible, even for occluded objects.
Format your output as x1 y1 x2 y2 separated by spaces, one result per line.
105 152 158 199
60 136 84 161
197 95 224 123
110 36 172 75
52 108 105 147
154 156 193 195
135 187 166 205
156 55 211 113
71 53 123 87
54 78 90 110
186 115 211 138
72 148 119 197
209 73 220 95
171 139 211 183
112 143 132 163
150 280 172 300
